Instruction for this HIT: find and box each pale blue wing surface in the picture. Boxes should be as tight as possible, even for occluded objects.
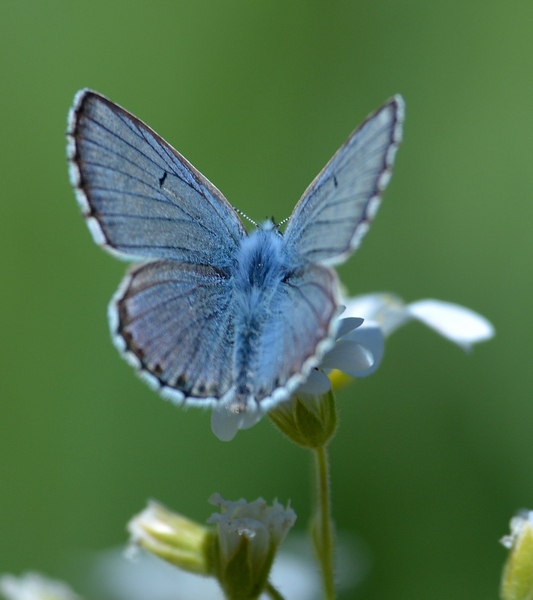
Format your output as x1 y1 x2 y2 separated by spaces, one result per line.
111 260 235 401
283 96 404 266
67 90 246 266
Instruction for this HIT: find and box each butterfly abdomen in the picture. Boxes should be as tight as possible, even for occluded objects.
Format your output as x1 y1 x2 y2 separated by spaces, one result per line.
231 226 292 401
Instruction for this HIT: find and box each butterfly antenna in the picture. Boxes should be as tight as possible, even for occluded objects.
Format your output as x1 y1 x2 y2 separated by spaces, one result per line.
235 208 258 228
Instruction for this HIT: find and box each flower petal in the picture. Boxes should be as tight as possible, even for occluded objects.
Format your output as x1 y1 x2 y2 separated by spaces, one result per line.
407 299 495 351
208 494 297 549
342 293 411 335
320 340 374 377
297 369 332 394
211 400 263 442
335 317 364 340
340 323 385 377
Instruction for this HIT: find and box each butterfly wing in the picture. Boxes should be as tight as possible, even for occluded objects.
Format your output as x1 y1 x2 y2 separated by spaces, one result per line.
110 259 236 405
244 262 339 403
67 89 247 266
283 96 404 266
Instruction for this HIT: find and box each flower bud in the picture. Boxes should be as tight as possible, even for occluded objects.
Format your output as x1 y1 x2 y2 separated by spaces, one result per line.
500 510 533 600
269 391 337 448
128 500 214 575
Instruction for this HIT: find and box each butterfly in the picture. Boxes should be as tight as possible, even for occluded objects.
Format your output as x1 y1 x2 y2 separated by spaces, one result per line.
67 90 404 437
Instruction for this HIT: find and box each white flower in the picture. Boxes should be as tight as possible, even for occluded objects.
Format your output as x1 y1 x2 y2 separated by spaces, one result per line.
0 573 81 600
207 494 296 599
207 494 297 553
345 293 494 347
339 293 494 376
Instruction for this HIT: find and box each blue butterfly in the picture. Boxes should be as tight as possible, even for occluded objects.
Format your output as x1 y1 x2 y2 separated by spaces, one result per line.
67 90 404 438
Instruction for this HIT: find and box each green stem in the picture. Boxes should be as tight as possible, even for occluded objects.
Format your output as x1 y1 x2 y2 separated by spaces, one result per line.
264 580 286 600
314 444 336 600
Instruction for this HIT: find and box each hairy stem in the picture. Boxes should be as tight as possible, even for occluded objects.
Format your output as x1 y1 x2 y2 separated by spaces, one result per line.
313 444 336 599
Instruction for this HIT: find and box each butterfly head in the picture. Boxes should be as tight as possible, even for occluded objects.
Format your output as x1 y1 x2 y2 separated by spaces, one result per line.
257 218 280 232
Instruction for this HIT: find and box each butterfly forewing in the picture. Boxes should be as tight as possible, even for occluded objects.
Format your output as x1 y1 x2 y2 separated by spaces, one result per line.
67 90 247 266
284 96 404 266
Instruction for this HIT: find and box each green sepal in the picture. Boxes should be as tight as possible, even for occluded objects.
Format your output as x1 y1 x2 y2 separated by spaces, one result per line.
215 535 275 600
269 390 337 448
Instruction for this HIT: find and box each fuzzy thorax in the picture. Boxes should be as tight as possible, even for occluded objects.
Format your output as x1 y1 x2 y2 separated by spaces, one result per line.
231 222 291 403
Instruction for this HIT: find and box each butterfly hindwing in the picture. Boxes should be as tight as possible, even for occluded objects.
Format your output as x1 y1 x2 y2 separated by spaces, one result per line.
245 262 339 402
111 259 236 404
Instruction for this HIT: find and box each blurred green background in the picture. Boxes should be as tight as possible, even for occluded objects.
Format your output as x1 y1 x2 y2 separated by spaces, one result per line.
1 2 532 599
